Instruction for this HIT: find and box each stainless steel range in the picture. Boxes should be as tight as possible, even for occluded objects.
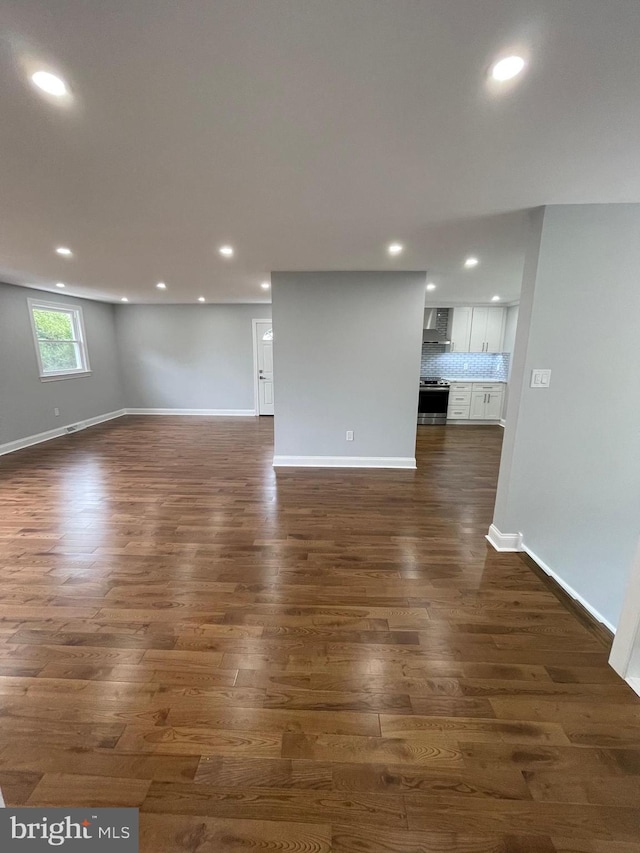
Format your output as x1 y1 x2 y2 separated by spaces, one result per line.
418 376 450 425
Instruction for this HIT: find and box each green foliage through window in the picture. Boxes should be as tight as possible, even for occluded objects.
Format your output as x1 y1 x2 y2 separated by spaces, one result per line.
33 308 75 341
30 304 88 375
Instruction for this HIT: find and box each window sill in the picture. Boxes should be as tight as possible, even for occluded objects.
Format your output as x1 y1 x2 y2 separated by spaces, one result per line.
39 371 93 382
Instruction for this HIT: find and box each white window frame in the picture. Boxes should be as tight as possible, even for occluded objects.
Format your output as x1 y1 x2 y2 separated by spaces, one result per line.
28 298 92 381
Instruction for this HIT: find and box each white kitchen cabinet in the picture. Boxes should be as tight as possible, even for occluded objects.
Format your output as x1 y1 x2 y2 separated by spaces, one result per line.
468 307 505 353
449 308 472 352
470 389 503 420
447 405 470 419
485 391 503 420
484 308 506 353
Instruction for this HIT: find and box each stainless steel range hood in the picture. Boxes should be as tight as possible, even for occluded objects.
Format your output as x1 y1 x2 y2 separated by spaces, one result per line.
423 308 450 344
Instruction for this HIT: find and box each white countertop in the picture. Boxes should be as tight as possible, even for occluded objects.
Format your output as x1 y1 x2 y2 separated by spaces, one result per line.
444 377 507 383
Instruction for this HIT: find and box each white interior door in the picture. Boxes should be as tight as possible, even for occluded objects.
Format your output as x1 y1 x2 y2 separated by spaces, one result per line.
255 321 274 415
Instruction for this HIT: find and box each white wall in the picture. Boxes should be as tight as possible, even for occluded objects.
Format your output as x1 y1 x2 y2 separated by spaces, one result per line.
115 304 271 412
272 271 425 466
493 204 640 630
0 282 125 446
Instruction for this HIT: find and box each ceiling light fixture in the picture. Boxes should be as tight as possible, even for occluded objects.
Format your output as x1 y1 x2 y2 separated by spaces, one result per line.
387 242 404 256
219 245 234 257
31 70 68 97
261 282 270 290
121 297 129 302
464 257 479 268
490 55 526 82
156 282 167 290
426 283 436 291
198 296 206 302
491 295 501 302
56 246 72 256
55 282 65 288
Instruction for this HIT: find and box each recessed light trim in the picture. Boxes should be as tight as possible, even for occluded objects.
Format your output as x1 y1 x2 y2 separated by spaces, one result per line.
464 257 479 268
219 245 234 257
156 282 167 290
198 296 206 302
491 55 526 82
261 282 270 290
31 71 68 97
387 242 404 256
491 295 501 302
55 282 65 288
56 246 72 257
426 283 436 291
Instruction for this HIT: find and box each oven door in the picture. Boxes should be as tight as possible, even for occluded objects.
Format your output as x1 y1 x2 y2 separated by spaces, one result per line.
418 387 450 425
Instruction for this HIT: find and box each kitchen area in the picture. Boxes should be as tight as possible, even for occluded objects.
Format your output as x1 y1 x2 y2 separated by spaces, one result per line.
418 305 518 425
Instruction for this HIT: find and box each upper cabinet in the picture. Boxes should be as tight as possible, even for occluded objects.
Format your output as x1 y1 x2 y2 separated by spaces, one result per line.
449 307 472 352
449 306 505 353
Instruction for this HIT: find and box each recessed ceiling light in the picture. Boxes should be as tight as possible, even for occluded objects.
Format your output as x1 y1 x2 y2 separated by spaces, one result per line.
56 246 72 256
156 282 167 290
388 242 404 256
490 55 526 82
219 245 234 257
426 283 436 291
31 70 68 97
261 282 270 290
491 295 501 302
121 297 129 302
198 296 206 302
55 282 65 288
464 257 479 268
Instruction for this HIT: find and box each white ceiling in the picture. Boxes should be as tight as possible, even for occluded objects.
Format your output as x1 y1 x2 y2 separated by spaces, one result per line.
1 0 640 305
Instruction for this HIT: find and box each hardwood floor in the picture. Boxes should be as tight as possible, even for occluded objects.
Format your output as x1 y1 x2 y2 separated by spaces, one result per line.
0 416 638 852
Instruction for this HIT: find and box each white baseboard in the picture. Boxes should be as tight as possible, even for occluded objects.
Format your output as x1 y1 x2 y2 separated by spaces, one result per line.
627 677 640 698
125 408 256 416
499 419 506 428
0 409 126 457
486 527 616 634
446 420 503 426
273 455 417 469
521 542 616 634
0 408 260 457
486 523 523 552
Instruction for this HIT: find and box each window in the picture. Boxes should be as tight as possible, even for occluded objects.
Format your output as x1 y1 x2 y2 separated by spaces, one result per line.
28 299 91 380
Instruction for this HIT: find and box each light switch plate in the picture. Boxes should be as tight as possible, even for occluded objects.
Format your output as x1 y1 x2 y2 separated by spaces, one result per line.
346 430 354 441
531 369 551 388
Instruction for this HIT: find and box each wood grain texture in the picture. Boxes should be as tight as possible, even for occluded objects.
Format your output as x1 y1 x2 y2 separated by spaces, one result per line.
0 416 638 852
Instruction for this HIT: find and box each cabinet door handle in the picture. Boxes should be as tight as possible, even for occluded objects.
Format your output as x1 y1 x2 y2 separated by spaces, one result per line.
484 393 488 403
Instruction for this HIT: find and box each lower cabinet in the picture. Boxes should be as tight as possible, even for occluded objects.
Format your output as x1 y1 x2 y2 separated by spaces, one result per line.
470 390 503 420
448 382 503 422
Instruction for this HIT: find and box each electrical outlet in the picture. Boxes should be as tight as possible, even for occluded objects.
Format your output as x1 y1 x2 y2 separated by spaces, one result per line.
346 430 354 441
54 408 60 417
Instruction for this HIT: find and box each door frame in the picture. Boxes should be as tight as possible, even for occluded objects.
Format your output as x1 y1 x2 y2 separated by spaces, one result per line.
252 318 273 416
609 540 640 696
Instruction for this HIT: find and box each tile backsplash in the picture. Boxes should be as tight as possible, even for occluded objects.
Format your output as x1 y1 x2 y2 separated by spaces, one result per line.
421 351 510 380
421 308 510 380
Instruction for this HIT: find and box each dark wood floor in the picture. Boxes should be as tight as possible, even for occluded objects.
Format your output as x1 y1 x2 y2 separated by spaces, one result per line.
0 417 638 852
